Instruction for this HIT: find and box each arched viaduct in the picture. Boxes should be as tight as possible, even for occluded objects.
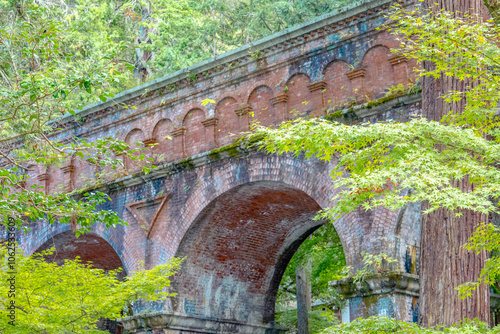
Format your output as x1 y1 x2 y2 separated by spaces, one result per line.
13 0 437 332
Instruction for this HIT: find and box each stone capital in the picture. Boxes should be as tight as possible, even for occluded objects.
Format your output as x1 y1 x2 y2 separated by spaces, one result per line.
235 105 252 116
388 55 408 66
346 68 366 80
271 94 288 105
307 81 327 92
171 127 186 137
142 138 157 146
61 164 75 174
36 173 49 182
201 117 218 127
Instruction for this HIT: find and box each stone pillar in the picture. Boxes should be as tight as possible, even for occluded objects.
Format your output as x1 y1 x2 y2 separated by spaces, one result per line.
271 94 288 121
307 81 327 116
201 117 218 149
346 68 366 103
60 164 75 192
388 55 409 86
171 127 186 160
330 273 420 323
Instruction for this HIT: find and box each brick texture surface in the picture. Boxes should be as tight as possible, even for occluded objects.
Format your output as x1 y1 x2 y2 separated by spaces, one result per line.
11 0 424 329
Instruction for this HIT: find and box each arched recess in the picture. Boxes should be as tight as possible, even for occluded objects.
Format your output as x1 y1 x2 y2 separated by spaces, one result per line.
323 60 353 110
248 85 276 127
215 97 241 147
171 181 345 325
152 119 174 163
124 128 146 172
362 45 395 99
285 73 313 119
33 230 127 280
183 108 206 157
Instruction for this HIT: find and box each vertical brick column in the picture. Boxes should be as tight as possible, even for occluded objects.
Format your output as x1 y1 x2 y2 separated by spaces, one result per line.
307 81 327 116
60 164 75 192
346 68 366 103
171 127 186 160
36 172 49 195
201 118 218 149
235 105 251 131
388 55 409 86
271 94 288 121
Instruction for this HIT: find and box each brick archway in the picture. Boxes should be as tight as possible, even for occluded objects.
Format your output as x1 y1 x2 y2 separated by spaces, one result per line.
33 230 126 279
171 180 340 325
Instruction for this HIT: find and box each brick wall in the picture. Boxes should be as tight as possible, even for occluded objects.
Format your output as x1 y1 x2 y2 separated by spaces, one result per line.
12 0 425 329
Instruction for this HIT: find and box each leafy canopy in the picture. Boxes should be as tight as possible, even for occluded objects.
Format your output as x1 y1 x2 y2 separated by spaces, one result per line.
0 245 183 334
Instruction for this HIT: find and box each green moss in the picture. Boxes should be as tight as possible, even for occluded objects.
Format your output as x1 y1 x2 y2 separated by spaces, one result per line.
323 86 421 123
324 109 357 124
178 157 195 170
208 143 242 160
208 150 221 160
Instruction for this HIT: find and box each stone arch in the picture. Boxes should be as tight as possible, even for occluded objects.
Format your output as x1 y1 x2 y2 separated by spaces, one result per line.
285 73 312 119
171 180 339 324
247 85 276 127
124 128 146 171
33 230 126 276
362 45 395 99
215 96 241 147
183 108 207 157
152 118 174 163
323 59 353 110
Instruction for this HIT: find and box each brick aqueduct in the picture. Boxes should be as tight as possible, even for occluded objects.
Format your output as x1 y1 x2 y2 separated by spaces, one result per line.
14 0 483 332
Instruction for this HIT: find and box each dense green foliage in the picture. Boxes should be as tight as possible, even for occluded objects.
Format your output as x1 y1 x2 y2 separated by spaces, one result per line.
0 2 143 232
0 245 183 333
321 316 499 333
2 0 350 90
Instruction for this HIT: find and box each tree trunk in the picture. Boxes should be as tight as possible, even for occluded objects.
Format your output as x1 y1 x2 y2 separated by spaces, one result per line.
134 3 153 82
296 266 310 334
419 0 490 327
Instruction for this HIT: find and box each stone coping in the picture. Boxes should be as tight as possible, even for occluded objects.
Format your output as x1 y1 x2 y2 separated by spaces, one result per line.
329 272 420 298
119 312 287 334
58 0 397 124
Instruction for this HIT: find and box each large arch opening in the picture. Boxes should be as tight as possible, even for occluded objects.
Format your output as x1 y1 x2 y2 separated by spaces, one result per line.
33 231 126 333
274 223 346 332
172 180 346 327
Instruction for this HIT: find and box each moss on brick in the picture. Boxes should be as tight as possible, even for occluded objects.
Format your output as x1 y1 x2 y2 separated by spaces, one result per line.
324 86 421 123
178 157 196 170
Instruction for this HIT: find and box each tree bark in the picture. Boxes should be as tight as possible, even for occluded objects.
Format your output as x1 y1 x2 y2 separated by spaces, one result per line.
419 0 490 327
296 266 310 334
